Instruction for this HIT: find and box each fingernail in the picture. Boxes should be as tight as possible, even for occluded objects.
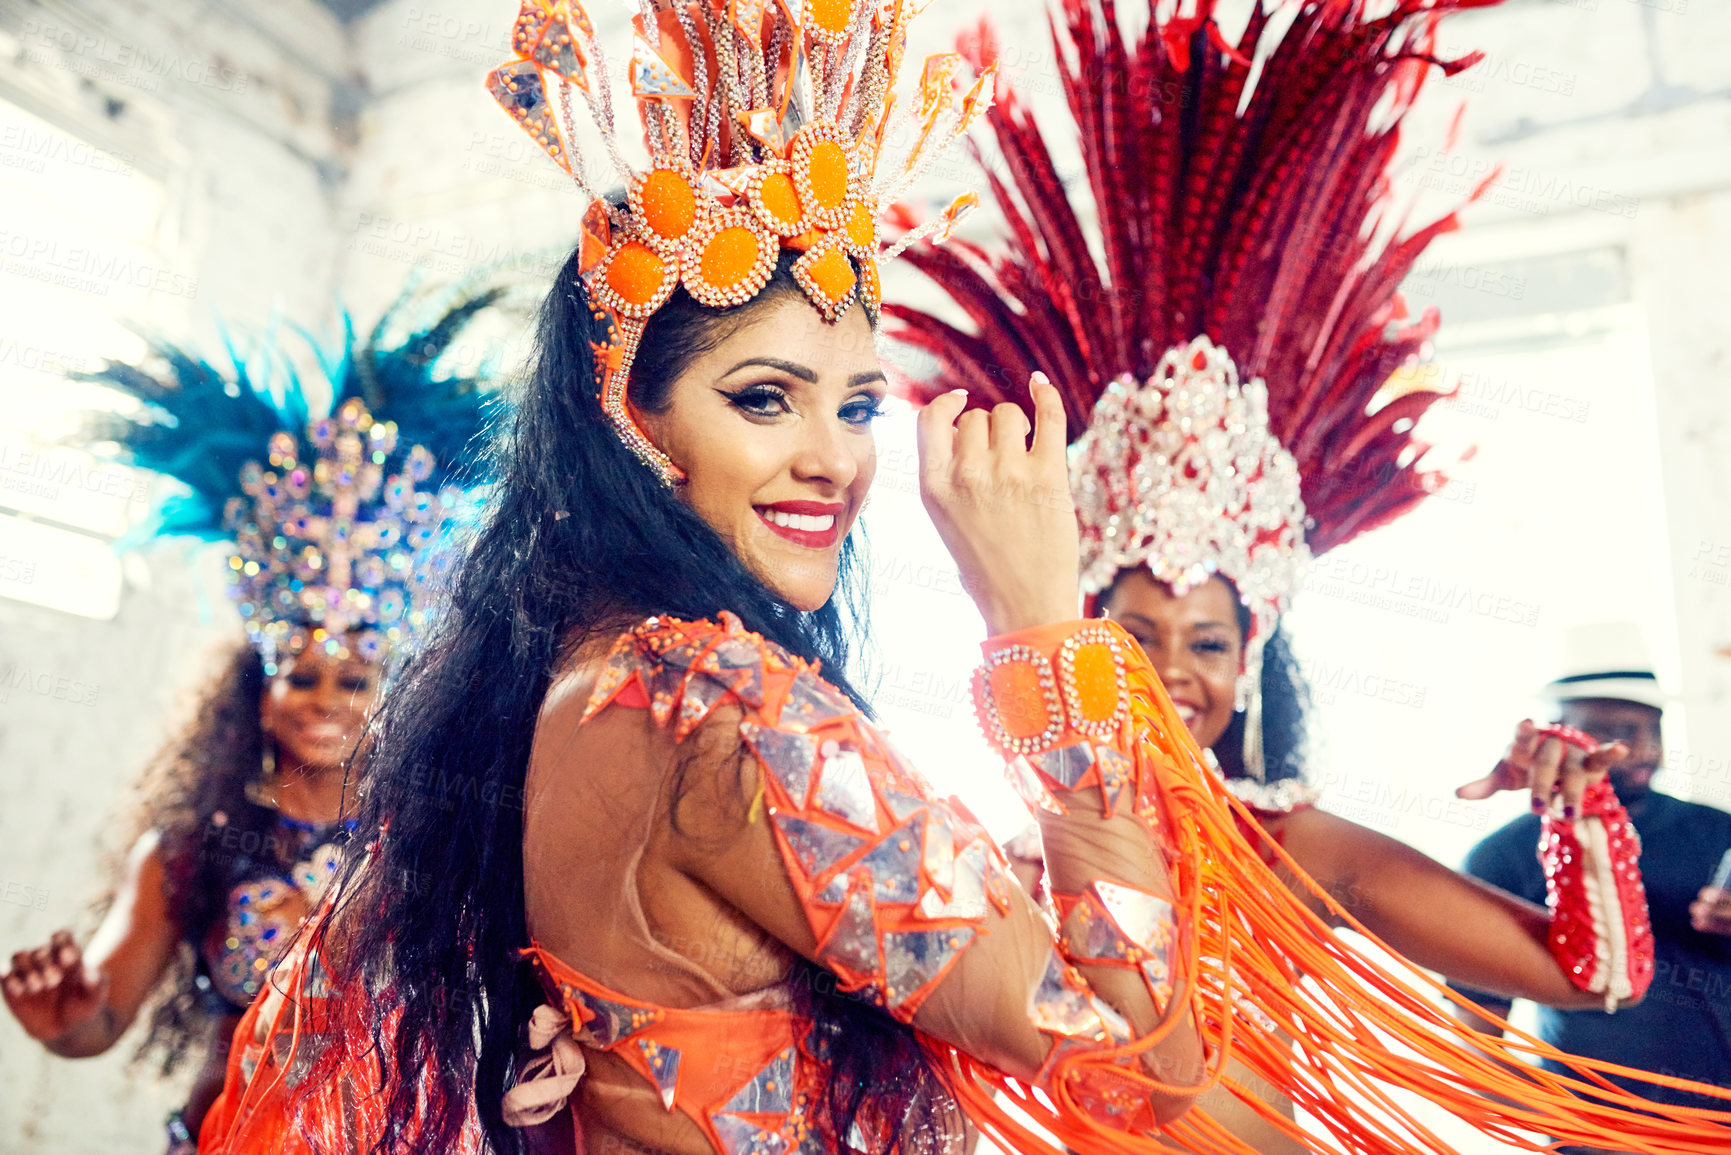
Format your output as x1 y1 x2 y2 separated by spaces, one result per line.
1563 805 1577 819
948 388 967 397
1531 796 1546 812
1029 371 1050 386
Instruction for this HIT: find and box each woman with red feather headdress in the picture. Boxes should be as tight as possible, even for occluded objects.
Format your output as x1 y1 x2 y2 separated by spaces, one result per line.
891 0 1731 1151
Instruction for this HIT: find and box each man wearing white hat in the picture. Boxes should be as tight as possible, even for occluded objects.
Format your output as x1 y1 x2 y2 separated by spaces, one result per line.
1453 623 1731 1137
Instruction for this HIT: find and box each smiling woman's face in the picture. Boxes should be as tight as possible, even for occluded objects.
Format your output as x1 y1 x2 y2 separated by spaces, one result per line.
261 644 382 774
1098 569 1243 751
639 293 883 612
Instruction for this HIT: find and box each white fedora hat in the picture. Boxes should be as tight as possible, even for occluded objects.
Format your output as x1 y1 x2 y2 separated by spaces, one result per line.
1538 622 1669 711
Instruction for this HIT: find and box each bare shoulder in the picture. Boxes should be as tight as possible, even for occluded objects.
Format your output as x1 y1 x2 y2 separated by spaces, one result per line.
529 618 762 833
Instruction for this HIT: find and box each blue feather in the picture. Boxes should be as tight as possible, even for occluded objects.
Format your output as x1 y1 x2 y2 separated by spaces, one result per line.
69 277 515 543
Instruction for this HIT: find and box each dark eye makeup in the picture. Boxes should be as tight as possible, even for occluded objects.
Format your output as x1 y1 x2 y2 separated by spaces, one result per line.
840 393 887 425
720 384 793 419
720 383 885 426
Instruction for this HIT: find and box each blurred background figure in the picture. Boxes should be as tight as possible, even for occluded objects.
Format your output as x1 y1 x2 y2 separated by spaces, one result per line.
0 280 506 1151
1453 623 1731 1153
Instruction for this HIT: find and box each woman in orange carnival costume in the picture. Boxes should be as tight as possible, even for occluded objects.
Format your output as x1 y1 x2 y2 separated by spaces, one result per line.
890 0 1731 1152
200 0 1209 1152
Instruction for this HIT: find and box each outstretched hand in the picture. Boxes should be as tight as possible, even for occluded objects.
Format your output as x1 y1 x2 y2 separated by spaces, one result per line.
2 929 110 1045
916 374 1080 636
1456 719 1627 818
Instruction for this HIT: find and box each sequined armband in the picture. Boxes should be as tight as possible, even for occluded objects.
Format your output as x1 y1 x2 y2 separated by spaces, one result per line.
1540 777 1655 1010
971 621 1150 818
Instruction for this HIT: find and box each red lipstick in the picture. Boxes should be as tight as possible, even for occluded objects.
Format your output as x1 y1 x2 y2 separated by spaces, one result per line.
754 500 846 549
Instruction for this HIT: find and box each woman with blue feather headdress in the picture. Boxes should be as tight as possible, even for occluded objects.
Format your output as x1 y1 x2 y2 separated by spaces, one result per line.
0 275 517 1152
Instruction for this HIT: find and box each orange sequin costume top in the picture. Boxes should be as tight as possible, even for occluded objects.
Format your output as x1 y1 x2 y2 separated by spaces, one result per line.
197 612 1193 1152
196 915 485 1153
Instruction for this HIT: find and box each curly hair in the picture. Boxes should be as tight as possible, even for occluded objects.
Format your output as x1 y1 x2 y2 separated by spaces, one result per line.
101 641 277 1075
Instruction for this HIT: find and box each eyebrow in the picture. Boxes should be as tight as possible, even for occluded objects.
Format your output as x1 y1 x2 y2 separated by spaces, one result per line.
722 356 817 382
719 358 887 390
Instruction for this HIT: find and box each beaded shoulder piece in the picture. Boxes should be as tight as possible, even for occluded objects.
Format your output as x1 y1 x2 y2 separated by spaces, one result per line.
581 612 1021 1013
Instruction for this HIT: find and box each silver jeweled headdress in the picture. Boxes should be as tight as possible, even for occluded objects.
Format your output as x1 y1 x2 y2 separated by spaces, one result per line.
226 397 451 671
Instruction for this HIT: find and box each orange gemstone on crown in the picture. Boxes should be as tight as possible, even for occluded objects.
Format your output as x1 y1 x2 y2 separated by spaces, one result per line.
701 226 760 287
637 168 700 243
844 199 875 255
791 125 854 231
605 242 669 309
807 142 850 212
792 239 857 322
683 210 776 307
756 171 804 234
808 0 852 38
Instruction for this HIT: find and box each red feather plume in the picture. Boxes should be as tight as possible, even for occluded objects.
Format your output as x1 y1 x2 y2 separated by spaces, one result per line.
886 0 1500 556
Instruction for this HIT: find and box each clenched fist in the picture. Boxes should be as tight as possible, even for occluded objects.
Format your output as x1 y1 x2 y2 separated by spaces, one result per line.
3 929 111 1046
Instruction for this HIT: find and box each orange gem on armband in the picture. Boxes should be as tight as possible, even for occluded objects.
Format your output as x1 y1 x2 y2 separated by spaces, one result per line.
1058 625 1131 741
973 644 1065 755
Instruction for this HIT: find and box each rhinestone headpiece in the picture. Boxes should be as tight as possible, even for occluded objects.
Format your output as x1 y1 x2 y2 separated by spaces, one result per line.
488 0 990 485
1072 336 1310 637
1070 336 1311 736
225 398 451 673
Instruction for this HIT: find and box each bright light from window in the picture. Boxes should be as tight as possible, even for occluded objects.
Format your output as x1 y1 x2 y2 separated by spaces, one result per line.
0 98 167 617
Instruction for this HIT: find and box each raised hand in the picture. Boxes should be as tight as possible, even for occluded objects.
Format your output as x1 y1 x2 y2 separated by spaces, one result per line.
2 930 111 1046
1456 719 1628 818
916 373 1079 636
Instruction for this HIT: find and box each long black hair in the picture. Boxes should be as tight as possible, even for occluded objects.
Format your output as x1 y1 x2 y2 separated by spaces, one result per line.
1211 618 1309 785
317 246 951 1154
